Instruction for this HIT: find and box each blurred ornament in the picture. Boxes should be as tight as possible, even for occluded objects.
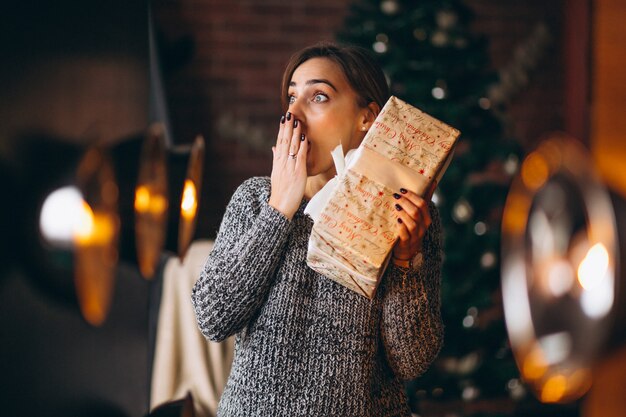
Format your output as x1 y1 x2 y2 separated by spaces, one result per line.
436 10 458 30
432 189 442 206
413 28 427 41
507 378 527 401
415 388 427 399
463 306 479 328
431 30 448 47
432 80 447 100
462 384 480 401
474 221 487 235
481 251 497 269
380 0 399 15
501 133 626 403
431 87 445 100
373 41 388 54
373 33 390 54
462 314 475 328
452 198 473 223
478 97 491 110
504 153 520 175
458 352 481 374
441 352 481 376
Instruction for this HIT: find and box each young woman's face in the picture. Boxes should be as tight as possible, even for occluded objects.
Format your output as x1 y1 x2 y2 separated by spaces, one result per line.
287 57 369 177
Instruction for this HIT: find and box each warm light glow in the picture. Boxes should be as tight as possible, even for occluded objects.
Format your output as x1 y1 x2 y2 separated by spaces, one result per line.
540 374 568 403
74 201 95 243
522 348 548 380
135 185 150 212
39 186 85 246
74 207 116 246
181 179 198 220
581 272 614 318
577 243 609 290
502 194 531 234
135 185 168 215
521 151 550 191
547 259 575 297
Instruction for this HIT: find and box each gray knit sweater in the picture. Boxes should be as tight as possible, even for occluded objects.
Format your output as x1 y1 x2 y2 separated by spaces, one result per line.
192 176 443 417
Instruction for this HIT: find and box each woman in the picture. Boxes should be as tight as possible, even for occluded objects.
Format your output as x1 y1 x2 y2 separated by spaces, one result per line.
192 42 443 416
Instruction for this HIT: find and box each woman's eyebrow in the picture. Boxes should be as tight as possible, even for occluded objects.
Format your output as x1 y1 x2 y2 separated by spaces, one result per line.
289 79 338 92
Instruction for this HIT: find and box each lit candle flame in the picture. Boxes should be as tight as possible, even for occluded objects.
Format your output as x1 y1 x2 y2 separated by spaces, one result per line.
135 185 168 215
181 179 198 221
135 185 150 213
577 243 609 290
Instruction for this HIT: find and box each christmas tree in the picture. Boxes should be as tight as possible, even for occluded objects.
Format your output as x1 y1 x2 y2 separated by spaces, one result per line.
338 1 577 416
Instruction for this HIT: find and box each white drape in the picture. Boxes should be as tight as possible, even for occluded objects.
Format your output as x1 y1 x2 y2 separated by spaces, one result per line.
150 240 234 417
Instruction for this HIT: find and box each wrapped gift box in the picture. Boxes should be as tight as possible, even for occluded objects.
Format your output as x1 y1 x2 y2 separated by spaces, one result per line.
306 96 461 298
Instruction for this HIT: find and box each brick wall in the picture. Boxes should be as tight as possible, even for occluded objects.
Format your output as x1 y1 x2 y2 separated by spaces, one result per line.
153 0 565 238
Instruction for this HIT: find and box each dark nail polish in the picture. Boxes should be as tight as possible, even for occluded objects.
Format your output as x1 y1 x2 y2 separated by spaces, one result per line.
294 119 299 128
301 133 305 141
397 218 403 224
395 204 402 211
400 188 407 194
286 112 292 121
393 193 401 199
280 115 285 124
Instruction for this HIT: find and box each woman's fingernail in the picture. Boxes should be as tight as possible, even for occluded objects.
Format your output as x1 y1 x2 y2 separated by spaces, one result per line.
294 119 299 128
280 115 285 124
400 188 407 194
286 112 292 121
395 204 402 211
393 193 400 199
301 133 305 141
397 218 403 224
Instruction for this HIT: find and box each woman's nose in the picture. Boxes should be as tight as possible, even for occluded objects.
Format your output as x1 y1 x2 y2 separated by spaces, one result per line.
288 98 304 120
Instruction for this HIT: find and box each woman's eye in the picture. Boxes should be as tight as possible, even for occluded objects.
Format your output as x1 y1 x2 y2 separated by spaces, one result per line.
288 95 296 105
313 93 329 103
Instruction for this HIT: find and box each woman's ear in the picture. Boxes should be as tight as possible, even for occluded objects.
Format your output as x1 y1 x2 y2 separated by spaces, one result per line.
368 101 381 119
360 102 381 131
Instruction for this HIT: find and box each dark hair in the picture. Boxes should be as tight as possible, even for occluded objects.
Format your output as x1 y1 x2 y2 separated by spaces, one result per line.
280 42 390 112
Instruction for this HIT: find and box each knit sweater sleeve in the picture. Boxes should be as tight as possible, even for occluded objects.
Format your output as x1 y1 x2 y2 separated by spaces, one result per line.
379 201 444 381
191 177 292 342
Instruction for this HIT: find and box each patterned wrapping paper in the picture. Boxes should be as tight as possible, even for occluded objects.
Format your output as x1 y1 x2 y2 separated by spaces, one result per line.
306 96 461 298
